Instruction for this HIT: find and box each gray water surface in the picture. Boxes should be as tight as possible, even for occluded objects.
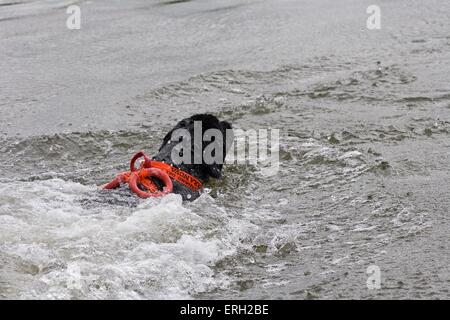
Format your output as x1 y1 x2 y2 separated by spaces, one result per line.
0 0 449 299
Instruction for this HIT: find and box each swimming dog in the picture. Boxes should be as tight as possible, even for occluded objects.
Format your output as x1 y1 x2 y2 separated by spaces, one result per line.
146 113 233 201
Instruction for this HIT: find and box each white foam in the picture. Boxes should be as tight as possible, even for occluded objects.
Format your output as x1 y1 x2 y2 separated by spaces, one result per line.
0 179 257 299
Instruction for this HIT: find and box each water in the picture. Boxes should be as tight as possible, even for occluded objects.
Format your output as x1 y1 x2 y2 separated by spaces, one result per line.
1 0 450 299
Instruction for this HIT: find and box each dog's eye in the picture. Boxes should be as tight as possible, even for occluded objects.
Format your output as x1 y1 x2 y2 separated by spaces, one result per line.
179 150 183 157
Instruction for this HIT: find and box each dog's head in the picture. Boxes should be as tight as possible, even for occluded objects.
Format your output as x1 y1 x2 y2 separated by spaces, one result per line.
155 114 233 180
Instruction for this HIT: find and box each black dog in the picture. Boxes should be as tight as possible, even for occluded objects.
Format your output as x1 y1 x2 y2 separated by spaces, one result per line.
151 114 233 201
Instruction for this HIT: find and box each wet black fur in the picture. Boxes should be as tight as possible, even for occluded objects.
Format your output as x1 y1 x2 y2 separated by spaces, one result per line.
152 114 233 201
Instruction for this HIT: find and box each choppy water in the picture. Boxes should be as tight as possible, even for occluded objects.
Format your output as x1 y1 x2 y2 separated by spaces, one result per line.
1 0 450 299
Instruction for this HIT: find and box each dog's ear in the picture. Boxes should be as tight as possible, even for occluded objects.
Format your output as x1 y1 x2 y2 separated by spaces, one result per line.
204 120 233 179
205 164 223 179
220 121 233 155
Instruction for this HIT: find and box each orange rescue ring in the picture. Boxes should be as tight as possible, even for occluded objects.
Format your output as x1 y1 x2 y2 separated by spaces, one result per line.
102 150 202 199
128 168 173 198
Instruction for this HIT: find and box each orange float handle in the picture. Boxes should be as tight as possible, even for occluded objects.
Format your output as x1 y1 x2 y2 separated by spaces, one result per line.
102 172 131 189
130 151 152 172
